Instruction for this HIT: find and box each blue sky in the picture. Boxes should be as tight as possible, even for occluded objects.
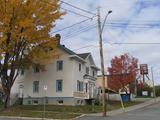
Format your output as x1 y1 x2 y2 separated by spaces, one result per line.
52 0 160 85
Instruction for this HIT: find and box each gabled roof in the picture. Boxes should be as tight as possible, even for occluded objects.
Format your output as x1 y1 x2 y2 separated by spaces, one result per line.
58 45 86 63
58 45 76 55
58 45 97 65
77 53 91 59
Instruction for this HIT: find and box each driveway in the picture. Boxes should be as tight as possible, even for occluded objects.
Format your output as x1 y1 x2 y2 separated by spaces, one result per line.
78 101 160 120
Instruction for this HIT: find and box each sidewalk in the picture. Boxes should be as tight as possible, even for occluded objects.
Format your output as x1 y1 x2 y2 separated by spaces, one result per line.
87 97 160 117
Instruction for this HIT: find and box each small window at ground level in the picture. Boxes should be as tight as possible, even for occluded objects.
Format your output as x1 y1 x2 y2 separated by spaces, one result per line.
77 100 80 104
28 101 31 105
57 100 63 105
33 100 38 104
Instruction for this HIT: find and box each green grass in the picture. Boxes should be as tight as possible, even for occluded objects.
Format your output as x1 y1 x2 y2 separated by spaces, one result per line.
135 96 154 98
0 110 80 119
0 101 143 119
0 100 4 111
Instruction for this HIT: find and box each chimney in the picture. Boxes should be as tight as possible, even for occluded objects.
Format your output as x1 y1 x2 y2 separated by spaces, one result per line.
55 34 61 45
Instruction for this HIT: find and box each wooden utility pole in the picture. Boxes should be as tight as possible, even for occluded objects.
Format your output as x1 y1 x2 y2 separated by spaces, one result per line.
151 67 156 101
97 8 107 117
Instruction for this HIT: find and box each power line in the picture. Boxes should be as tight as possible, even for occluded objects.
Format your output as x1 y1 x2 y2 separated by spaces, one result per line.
105 22 160 29
73 45 97 51
106 25 160 29
40 0 92 19
60 7 92 19
61 1 96 15
51 16 96 34
113 42 160 45
62 23 97 40
73 42 160 52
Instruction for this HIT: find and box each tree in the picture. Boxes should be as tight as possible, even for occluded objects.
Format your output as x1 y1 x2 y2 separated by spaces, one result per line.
108 53 138 94
0 0 64 108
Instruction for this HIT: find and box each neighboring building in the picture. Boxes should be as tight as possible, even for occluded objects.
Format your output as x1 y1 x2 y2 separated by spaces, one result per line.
11 42 99 105
97 75 117 93
97 75 135 101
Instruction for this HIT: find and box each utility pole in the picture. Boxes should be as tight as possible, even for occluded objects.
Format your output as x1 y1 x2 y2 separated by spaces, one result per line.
151 67 156 101
97 8 112 117
97 8 106 117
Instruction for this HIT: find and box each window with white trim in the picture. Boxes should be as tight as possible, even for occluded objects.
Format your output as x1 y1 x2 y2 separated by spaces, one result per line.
33 81 39 93
77 80 83 92
57 61 63 71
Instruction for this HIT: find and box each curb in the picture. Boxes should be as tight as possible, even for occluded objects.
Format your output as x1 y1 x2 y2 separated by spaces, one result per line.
0 114 85 120
73 114 86 120
86 98 160 117
0 116 52 120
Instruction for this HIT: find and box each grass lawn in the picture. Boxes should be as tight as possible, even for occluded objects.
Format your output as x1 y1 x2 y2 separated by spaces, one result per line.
0 100 4 111
135 96 154 98
0 101 142 119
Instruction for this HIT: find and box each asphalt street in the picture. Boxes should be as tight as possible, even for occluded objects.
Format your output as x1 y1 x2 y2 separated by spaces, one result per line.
78 102 160 120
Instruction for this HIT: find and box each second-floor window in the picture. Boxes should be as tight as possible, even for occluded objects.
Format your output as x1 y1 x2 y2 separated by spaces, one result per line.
85 83 88 93
57 60 63 71
92 71 95 77
56 79 63 92
33 81 39 93
86 67 89 74
79 63 81 72
34 64 40 73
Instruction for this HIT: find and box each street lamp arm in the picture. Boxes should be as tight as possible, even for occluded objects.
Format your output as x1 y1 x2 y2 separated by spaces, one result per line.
101 10 112 33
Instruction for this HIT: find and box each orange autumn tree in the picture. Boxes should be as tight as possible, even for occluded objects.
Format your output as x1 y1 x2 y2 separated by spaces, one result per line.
108 53 138 94
0 0 64 108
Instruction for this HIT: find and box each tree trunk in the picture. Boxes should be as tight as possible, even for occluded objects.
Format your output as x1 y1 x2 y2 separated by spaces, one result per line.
4 91 11 109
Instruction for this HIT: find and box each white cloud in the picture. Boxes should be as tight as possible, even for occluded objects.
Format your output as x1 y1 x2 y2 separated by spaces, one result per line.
54 0 160 84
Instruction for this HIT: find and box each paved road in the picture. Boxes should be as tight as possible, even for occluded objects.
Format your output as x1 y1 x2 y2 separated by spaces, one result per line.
78 102 160 120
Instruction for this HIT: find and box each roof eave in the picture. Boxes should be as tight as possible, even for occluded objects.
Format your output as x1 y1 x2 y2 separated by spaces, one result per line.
91 65 100 70
69 55 86 63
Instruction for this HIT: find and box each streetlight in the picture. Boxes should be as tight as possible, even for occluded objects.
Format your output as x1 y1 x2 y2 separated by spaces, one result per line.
97 8 112 117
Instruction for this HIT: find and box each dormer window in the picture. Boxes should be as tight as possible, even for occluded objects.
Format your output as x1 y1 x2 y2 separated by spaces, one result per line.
86 67 89 74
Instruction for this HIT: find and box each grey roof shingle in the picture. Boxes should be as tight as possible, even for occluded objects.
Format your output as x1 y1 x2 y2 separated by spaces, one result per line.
77 53 90 59
58 45 91 60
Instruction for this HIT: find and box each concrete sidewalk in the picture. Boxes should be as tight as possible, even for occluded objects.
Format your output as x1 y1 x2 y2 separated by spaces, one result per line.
87 97 160 117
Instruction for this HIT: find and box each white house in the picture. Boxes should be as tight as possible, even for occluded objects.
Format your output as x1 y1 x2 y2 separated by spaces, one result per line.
11 42 99 105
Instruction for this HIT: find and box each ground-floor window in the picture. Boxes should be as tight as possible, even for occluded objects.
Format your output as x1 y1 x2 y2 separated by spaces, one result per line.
77 80 83 92
33 81 39 93
56 80 63 92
